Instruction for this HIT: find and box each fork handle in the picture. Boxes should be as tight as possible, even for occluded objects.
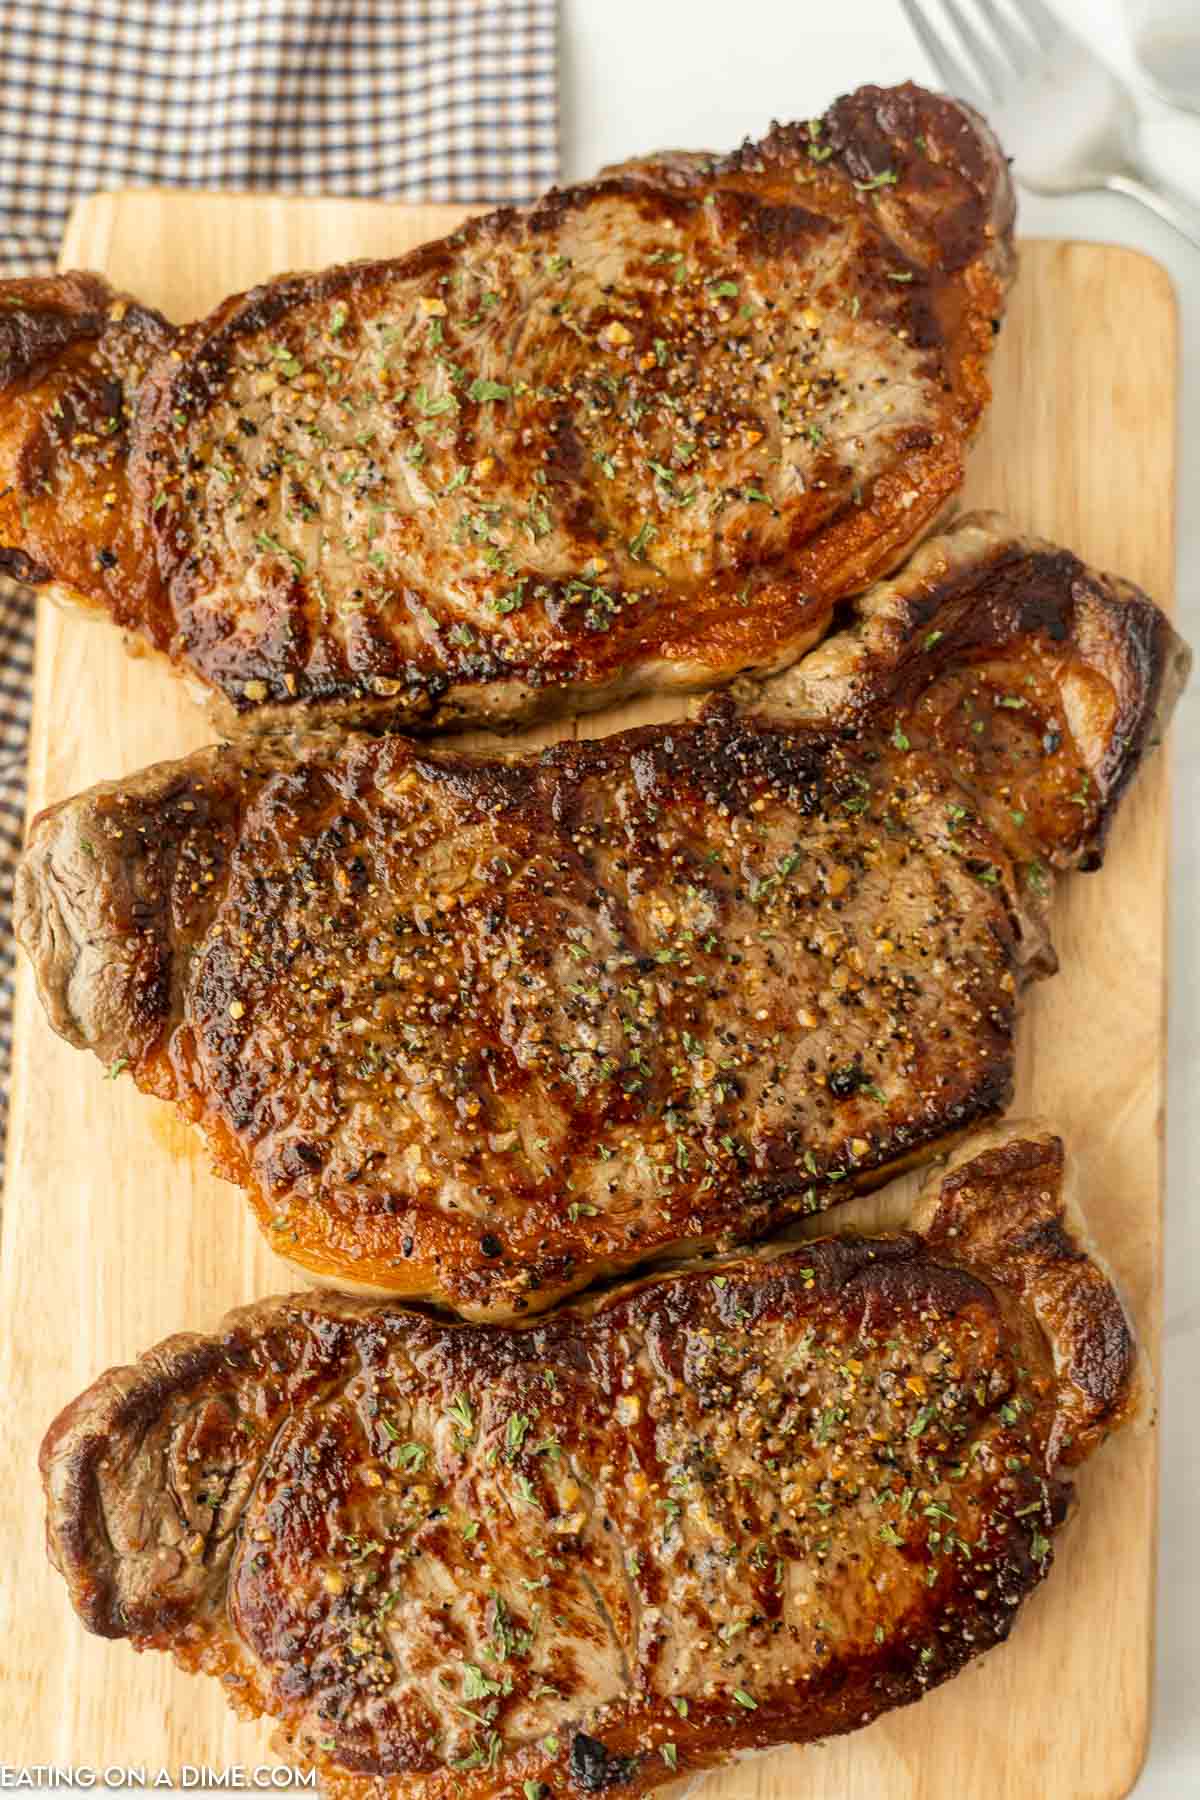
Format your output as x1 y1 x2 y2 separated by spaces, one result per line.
1103 173 1200 254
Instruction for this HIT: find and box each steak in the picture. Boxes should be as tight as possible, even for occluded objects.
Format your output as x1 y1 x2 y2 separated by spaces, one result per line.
40 1127 1137 1799
0 84 1014 735
16 516 1188 1317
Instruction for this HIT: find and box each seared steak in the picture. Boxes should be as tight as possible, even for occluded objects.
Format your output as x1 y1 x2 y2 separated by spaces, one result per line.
17 517 1188 1316
40 1128 1136 1799
0 84 1013 735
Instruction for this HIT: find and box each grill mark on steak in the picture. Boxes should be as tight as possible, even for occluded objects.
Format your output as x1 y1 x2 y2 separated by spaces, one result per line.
15 516 1190 1319
39 1127 1137 1799
0 84 1014 737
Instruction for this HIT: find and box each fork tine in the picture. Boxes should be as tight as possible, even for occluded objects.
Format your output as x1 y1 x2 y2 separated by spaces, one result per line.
970 0 1039 74
1006 0 1067 50
898 0 986 107
941 0 1011 96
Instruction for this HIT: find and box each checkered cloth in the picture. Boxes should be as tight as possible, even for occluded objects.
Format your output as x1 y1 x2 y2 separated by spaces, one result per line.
0 0 559 1165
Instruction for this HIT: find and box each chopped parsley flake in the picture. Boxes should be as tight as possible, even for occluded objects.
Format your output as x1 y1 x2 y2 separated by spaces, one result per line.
514 1474 541 1510
413 385 457 417
468 377 512 403
629 520 657 559
907 1402 937 1439
448 1394 475 1438
463 1663 503 1701
505 1413 531 1459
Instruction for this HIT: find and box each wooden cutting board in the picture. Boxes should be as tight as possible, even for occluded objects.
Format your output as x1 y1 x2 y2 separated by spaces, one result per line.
0 194 1178 1800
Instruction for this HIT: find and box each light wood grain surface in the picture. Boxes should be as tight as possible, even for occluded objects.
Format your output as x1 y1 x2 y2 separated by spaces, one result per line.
0 191 1178 1799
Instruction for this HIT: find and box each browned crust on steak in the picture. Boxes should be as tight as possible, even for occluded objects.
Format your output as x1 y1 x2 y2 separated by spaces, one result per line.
0 85 1013 735
39 1126 1135 1799
739 512 1191 869
38 1332 240 1642
0 272 174 623
916 1123 1137 1465
15 516 1188 1316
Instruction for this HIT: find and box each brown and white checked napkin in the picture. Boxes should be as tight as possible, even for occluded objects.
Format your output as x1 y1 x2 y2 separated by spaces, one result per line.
0 0 559 1166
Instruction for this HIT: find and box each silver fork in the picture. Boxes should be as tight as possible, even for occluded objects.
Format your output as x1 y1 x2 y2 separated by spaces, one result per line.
900 0 1200 251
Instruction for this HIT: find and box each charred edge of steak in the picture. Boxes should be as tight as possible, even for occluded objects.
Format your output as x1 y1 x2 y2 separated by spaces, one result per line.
0 546 51 584
740 510 1190 873
1071 567 1192 861
0 271 174 401
569 1733 641 1792
901 532 1191 865
0 272 117 391
821 83 1017 276
917 1123 1139 1464
0 272 175 622
14 743 250 1061
39 1328 248 1639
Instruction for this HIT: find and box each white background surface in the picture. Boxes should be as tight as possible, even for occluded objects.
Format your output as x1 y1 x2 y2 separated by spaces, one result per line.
558 1 1199 1793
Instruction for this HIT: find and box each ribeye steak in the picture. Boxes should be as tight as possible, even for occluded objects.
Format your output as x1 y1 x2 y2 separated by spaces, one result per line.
40 1127 1136 1799
0 84 1013 735
16 516 1188 1315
